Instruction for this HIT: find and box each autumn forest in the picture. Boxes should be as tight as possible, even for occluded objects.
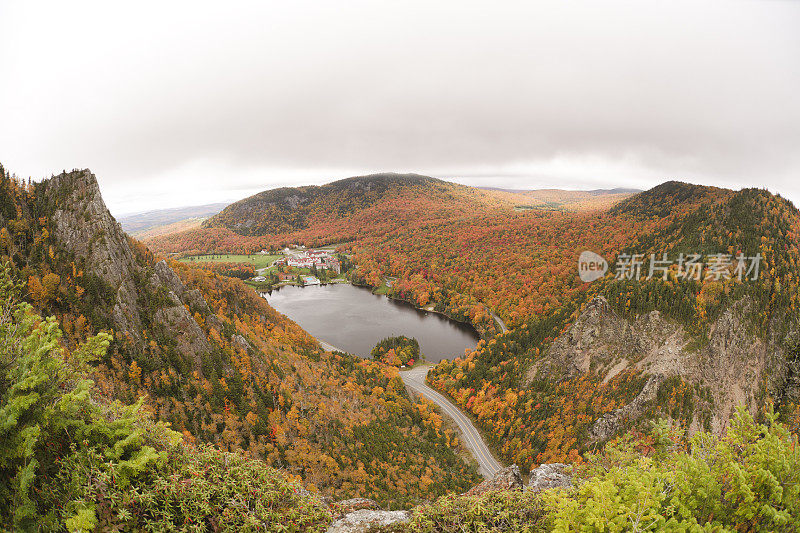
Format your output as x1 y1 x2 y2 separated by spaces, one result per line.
3 167 800 531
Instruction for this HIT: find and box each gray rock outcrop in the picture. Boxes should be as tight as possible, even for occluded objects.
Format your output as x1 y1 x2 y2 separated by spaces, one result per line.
526 463 571 492
589 373 665 442
327 510 410 533
332 498 380 515
528 293 794 441
48 170 147 347
154 259 186 297
232 334 252 353
44 170 213 368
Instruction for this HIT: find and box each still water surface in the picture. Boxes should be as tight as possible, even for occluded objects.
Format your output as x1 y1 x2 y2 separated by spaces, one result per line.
263 283 479 362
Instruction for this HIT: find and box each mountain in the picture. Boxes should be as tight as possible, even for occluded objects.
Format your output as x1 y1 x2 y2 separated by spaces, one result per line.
204 173 505 236
429 181 800 468
153 172 800 470
0 165 480 507
118 202 229 235
145 172 531 255
146 175 636 258
26 170 217 364
204 175 638 239
610 180 729 218
3 166 799 530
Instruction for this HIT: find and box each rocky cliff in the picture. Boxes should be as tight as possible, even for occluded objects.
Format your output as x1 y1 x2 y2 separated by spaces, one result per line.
42 170 212 367
530 294 795 440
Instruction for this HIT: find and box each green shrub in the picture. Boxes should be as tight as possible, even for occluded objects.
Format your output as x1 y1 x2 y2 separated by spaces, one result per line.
405 490 545 532
0 261 163 530
548 408 800 532
403 409 799 532
60 444 332 532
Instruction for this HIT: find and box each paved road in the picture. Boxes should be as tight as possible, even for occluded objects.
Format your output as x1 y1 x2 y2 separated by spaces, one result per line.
255 255 283 276
400 366 502 478
489 309 508 333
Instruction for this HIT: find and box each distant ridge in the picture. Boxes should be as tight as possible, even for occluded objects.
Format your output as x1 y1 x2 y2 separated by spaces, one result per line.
119 202 229 235
476 186 641 195
588 187 641 195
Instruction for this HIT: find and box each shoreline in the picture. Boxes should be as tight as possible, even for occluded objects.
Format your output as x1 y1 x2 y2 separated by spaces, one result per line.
349 279 495 340
315 337 345 353
266 278 479 336
261 282 479 360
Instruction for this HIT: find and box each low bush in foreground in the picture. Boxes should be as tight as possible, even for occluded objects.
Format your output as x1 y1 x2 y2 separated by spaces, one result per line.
402 408 799 532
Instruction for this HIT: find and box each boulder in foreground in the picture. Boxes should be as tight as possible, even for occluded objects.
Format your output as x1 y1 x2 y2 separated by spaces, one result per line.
464 464 523 496
526 463 572 492
327 509 411 532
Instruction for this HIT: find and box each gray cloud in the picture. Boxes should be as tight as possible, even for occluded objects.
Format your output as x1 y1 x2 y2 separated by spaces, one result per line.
1 0 798 214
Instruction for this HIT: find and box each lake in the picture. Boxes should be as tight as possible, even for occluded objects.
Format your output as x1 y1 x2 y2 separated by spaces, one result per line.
262 283 479 362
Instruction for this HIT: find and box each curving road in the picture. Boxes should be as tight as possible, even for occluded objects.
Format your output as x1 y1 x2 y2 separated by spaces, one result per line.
400 365 502 478
489 309 508 333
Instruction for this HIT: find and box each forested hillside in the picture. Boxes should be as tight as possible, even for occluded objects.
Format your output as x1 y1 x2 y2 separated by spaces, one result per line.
5 266 798 531
205 173 503 236
147 175 632 257
0 165 480 507
150 175 800 478
4 165 800 530
428 183 800 470
148 176 639 334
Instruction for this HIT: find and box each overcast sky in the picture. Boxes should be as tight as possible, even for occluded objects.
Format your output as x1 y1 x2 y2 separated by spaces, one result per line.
1 1 799 215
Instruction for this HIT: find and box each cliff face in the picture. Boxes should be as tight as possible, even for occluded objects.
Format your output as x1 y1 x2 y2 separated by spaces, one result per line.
47 170 146 346
530 295 794 440
42 170 211 367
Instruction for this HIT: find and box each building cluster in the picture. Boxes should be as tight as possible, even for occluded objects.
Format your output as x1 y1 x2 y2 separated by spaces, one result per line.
275 248 341 274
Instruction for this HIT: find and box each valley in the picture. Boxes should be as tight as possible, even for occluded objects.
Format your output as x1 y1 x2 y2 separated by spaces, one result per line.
4 4 798 530
2 166 799 531
148 173 800 469
0 167 483 514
